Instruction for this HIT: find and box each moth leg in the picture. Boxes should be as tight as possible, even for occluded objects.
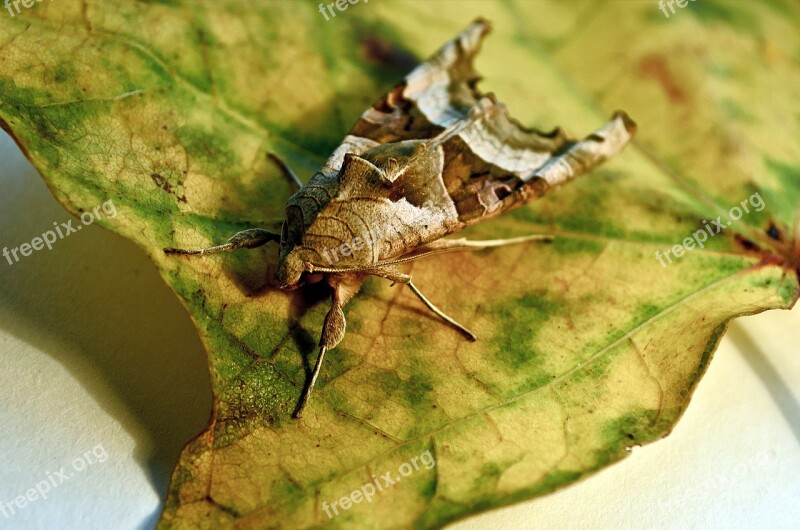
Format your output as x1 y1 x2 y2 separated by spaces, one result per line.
406 281 477 341
366 265 411 284
164 228 280 256
421 234 553 251
268 152 304 190
368 266 476 341
294 274 363 418
363 234 553 268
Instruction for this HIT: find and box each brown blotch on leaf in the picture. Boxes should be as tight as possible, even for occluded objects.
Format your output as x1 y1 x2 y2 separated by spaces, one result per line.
638 54 687 104
150 172 187 203
734 233 761 252
360 35 420 71
767 222 783 241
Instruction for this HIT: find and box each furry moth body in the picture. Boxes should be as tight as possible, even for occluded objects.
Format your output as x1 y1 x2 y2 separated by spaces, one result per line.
165 19 636 417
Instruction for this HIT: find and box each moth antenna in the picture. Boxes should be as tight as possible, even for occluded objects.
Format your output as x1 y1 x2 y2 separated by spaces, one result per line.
306 234 549 274
308 248 481 273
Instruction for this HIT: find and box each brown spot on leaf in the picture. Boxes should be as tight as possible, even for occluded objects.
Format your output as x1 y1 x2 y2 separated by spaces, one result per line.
151 172 187 203
638 54 687 104
767 222 783 241
360 35 419 71
734 233 760 252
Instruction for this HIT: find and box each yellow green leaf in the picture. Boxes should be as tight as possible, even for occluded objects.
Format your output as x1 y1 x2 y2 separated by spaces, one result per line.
0 1 797 528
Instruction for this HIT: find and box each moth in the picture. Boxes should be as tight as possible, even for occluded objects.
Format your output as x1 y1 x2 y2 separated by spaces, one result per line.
165 19 636 417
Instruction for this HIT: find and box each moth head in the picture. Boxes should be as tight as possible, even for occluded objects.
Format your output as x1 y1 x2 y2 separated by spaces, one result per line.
274 244 328 290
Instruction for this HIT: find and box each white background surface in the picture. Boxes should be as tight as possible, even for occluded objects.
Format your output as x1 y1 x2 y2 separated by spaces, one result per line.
1 129 799 529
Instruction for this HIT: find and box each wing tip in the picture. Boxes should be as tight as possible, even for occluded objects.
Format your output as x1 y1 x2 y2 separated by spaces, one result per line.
471 17 493 36
612 110 637 136
457 18 492 55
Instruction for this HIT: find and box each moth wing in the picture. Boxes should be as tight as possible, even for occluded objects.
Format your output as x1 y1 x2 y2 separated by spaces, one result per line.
292 19 635 255
348 19 636 227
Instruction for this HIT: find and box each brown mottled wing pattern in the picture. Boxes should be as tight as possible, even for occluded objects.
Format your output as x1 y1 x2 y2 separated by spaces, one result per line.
285 19 635 266
348 18 636 228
